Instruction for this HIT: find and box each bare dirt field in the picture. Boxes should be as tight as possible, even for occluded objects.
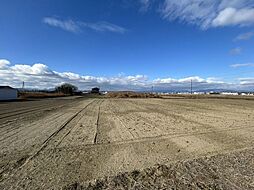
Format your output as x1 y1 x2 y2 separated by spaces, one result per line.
0 97 254 189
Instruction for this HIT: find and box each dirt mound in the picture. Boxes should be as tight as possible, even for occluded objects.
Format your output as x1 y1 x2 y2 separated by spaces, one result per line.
106 92 161 99
64 148 254 190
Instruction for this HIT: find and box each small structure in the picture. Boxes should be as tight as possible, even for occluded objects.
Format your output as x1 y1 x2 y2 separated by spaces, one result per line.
91 87 100 94
221 92 239 96
0 86 18 100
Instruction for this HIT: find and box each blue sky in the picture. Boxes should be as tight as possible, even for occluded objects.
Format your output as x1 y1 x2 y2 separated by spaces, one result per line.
1 0 254 91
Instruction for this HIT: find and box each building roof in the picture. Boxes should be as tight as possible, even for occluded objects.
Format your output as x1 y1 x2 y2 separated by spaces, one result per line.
0 86 17 90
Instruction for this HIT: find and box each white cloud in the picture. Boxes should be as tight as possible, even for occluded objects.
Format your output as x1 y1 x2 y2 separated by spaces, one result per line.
153 76 224 86
43 17 80 33
178 76 205 83
0 59 253 91
160 0 254 29
11 63 54 75
206 77 225 84
0 59 147 90
43 17 127 34
218 0 253 10
139 0 151 12
80 22 127 34
160 0 216 29
212 8 254 27
153 76 220 84
229 47 242 55
239 77 254 85
153 77 177 84
152 76 232 91
230 63 254 68
234 31 254 41
0 59 10 69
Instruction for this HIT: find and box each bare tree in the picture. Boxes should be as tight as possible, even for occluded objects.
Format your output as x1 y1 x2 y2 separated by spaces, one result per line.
55 83 78 95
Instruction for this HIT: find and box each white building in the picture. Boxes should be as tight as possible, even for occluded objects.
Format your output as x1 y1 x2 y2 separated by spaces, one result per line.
193 92 205 95
0 86 18 100
221 92 239 96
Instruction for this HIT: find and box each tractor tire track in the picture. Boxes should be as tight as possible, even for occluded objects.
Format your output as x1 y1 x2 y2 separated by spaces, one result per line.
19 100 96 167
56 100 100 147
93 100 103 144
0 99 96 183
0 112 64 143
0 98 85 125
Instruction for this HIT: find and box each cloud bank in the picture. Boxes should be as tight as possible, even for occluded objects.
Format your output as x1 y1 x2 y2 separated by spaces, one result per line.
43 17 127 34
1 59 253 91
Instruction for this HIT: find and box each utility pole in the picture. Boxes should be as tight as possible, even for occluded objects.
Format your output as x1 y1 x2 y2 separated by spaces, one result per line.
22 81 25 89
190 79 193 94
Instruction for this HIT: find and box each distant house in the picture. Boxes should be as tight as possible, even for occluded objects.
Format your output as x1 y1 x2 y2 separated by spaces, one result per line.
0 86 18 100
91 87 100 94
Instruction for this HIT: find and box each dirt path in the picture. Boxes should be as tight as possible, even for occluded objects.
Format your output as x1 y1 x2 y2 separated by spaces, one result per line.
0 98 254 189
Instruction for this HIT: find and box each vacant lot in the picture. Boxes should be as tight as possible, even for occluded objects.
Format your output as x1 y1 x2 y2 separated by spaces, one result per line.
0 97 254 189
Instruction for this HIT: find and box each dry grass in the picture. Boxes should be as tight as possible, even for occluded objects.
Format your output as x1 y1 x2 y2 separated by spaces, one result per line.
106 92 162 99
19 92 66 99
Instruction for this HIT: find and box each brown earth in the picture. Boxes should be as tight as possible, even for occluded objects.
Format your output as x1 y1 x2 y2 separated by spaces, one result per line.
69 147 254 190
0 97 254 189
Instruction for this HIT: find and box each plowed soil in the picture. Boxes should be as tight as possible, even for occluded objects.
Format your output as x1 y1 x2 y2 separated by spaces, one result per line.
0 97 254 189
